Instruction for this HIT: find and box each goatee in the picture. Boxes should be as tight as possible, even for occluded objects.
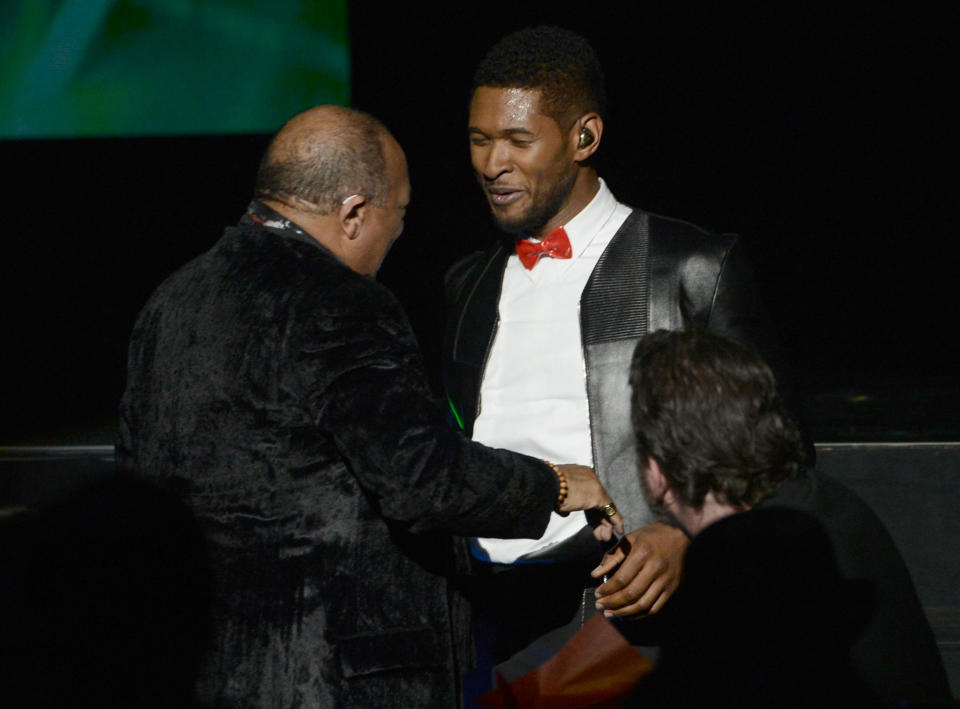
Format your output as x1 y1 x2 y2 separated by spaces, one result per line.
490 171 577 236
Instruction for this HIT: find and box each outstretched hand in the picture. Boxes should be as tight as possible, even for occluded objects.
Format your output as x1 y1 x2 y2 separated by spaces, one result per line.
591 522 689 617
555 463 624 539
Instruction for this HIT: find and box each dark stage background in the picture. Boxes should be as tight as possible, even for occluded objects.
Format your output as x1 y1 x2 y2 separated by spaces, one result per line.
2 2 957 444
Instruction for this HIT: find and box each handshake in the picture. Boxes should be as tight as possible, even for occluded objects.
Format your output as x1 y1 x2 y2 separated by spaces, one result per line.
548 462 689 619
550 463 624 542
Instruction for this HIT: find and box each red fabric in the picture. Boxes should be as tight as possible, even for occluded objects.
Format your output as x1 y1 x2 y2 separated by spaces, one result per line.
478 614 654 709
515 227 572 269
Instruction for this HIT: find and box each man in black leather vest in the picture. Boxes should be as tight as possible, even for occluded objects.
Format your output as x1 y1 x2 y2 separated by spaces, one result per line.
442 26 779 689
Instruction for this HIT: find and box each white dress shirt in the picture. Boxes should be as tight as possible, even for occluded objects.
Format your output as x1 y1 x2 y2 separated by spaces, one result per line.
472 179 632 563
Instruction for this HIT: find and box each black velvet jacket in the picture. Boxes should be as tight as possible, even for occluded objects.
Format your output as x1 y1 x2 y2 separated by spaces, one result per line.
117 203 558 708
443 209 778 533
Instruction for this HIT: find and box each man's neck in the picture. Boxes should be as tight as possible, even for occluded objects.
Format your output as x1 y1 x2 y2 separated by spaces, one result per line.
672 492 744 537
260 198 350 260
531 169 601 238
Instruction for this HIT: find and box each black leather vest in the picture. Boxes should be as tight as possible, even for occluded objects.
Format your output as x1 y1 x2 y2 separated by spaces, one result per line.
442 208 775 531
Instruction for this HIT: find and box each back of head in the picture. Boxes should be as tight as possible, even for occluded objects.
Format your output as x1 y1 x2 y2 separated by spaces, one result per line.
473 25 606 125
254 105 390 214
630 329 805 510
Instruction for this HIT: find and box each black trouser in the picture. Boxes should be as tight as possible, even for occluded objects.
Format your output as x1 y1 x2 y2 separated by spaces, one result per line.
462 555 602 705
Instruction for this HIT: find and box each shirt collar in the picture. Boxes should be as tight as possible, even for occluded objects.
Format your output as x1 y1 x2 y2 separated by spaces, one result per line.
516 178 617 260
240 200 319 250
562 178 617 258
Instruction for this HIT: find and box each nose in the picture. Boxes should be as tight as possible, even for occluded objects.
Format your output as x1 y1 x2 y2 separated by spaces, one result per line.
479 141 511 181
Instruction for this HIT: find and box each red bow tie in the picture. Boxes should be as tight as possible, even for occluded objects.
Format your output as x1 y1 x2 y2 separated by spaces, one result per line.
514 227 572 270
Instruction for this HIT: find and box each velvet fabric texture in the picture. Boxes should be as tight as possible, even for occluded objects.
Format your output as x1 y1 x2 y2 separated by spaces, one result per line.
117 203 558 708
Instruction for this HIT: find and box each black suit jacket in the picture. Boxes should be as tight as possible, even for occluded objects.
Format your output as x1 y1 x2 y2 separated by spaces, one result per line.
443 208 778 532
117 204 559 708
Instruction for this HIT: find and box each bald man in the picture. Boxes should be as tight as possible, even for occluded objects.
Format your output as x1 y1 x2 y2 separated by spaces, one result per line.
118 106 620 708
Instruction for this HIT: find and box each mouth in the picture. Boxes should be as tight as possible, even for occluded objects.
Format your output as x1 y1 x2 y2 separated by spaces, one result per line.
485 185 525 207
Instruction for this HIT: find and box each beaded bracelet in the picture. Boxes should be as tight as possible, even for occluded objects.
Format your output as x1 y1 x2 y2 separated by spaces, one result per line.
543 460 568 510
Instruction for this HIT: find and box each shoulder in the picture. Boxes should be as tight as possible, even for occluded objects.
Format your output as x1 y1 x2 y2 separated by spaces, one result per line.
607 206 741 272
612 207 746 297
760 468 897 554
770 468 873 516
295 267 411 346
641 209 739 260
224 222 409 322
806 469 892 530
686 508 836 597
146 223 407 337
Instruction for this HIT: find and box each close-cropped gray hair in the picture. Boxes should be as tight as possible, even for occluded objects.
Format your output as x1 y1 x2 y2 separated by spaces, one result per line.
254 108 389 214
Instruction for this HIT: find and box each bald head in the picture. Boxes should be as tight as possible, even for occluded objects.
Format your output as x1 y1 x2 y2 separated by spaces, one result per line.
254 105 392 214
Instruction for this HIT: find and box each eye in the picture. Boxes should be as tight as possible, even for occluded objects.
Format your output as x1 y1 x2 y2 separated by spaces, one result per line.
469 136 490 147
510 137 533 147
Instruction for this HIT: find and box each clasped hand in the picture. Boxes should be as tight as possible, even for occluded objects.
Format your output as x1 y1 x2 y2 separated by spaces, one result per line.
591 522 689 617
554 463 624 541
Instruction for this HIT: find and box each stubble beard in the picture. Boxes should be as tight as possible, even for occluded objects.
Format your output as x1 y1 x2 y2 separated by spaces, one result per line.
489 170 578 237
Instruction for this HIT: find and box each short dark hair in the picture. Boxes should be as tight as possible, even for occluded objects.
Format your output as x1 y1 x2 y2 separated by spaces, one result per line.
254 108 389 214
473 25 606 125
630 329 805 510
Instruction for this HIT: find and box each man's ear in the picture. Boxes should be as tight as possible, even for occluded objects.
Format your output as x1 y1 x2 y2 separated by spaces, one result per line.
572 112 603 161
646 457 669 502
338 194 368 241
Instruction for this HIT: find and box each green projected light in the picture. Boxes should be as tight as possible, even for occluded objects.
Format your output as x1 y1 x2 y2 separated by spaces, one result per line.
0 0 350 138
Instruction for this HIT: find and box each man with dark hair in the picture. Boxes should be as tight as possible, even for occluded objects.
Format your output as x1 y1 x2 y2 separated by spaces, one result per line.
443 25 778 682
616 329 950 706
118 105 621 708
630 328 806 516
